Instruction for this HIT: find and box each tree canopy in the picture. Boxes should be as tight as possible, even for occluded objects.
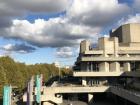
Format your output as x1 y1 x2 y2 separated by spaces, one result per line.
0 56 72 96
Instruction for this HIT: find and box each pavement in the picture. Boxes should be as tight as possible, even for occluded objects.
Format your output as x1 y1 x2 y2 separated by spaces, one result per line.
59 100 115 105
60 100 87 105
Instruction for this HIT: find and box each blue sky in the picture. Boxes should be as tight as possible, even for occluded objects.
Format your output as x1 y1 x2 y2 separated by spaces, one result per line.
0 0 140 66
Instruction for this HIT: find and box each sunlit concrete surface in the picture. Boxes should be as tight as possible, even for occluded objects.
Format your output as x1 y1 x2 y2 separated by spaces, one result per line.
60 100 115 105
60 100 87 105
23 23 140 105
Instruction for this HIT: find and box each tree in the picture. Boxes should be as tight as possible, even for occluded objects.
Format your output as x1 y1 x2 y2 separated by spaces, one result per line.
61 68 73 76
0 56 63 96
0 65 7 96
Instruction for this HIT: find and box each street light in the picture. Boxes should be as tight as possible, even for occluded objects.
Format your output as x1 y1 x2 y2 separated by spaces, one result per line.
59 66 60 83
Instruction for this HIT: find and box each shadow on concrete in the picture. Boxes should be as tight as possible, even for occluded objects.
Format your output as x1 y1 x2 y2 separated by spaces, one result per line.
45 76 60 86
0 98 2 105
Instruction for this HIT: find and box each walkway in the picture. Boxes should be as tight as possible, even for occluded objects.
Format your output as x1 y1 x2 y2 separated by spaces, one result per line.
110 86 140 105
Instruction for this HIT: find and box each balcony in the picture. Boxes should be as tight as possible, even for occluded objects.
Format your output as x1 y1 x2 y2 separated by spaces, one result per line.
81 56 140 61
43 86 110 94
73 71 124 77
73 71 140 77
84 50 103 55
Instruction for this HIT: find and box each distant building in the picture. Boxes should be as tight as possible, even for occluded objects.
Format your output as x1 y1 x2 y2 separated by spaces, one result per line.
53 61 60 68
53 61 72 69
65 65 70 69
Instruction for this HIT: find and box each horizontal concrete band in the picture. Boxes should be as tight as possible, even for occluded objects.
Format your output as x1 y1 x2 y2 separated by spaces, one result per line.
73 71 140 77
81 57 140 61
43 86 110 94
84 50 140 55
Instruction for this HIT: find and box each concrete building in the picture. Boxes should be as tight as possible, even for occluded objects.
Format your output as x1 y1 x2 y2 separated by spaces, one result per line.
23 23 140 105
53 61 61 68
73 23 140 89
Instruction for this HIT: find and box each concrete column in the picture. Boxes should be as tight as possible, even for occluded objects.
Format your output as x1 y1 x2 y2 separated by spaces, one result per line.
103 53 108 57
90 62 93 71
81 62 86 71
126 54 130 57
88 94 93 103
99 62 109 72
82 77 87 86
110 62 120 72
114 37 119 57
27 76 34 105
96 63 99 71
87 62 89 71
43 102 54 105
123 62 131 72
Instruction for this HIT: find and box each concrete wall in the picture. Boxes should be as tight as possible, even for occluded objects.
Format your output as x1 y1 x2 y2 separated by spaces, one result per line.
111 86 140 105
110 26 123 42
98 37 119 57
73 71 124 77
110 62 120 72
110 23 140 44
43 86 110 94
130 23 140 43
81 56 140 61
99 62 109 72
80 40 90 53
122 24 131 43
98 37 113 56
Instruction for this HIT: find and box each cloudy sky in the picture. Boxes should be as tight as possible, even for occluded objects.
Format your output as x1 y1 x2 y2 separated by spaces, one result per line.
0 0 140 66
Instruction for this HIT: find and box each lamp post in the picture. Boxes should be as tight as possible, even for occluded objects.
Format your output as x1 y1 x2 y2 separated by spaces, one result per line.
59 66 60 83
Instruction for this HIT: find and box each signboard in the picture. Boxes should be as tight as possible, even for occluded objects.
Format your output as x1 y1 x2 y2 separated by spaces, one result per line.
36 75 41 103
3 86 11 105
27 76 34 105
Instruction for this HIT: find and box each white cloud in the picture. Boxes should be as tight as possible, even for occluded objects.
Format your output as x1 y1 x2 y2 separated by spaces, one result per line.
67 0 130 27
1 0 130 48
8 0 69 13
2 18 100 48
118 14 140 25
0 0 130 28
0 0 69 27
0 0 134 58
56 47 73 58
0 51 12 57
0 54 4 57
1 43 36 54
2 44 13 50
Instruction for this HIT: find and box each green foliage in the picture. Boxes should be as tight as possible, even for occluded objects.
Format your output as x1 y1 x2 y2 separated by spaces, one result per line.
0 65 8 96
61 68 73 76
0 56 73 96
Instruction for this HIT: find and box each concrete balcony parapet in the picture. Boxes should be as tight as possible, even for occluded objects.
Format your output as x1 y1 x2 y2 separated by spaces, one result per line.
81 56 140 61
43 86 110 94
73 71 140 77
84 50 103 54
73 71 124 77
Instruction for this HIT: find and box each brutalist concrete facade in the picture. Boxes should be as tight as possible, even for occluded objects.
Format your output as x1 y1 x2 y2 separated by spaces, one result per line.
73 23 140 88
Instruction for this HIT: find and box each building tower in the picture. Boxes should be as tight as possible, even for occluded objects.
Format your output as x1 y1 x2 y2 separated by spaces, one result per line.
73 23 140 89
